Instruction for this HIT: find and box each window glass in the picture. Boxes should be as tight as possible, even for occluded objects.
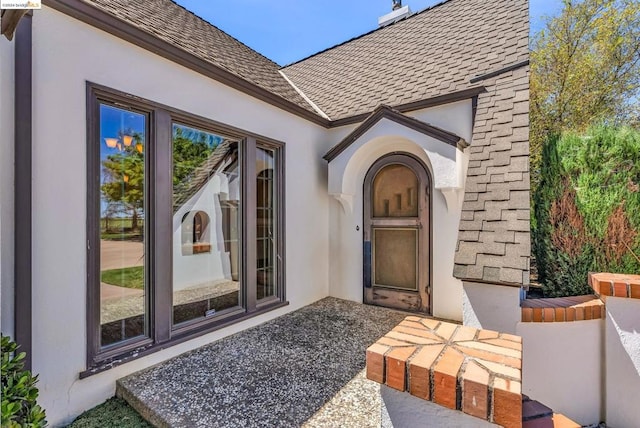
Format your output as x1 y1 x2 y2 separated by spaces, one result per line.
172 123 241 325
99 104 147 348
256 146 277 300
373 228 418 290
372 164 419 217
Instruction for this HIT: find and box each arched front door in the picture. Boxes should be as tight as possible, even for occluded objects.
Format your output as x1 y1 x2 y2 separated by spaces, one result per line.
363 154 431 313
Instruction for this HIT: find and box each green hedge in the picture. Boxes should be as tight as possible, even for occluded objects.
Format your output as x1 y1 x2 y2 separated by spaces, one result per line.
1 335 47 428
533 126 640 297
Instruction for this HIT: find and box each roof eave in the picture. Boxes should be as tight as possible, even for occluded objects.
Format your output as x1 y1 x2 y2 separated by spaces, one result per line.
42 0 330 128
324 104 468 162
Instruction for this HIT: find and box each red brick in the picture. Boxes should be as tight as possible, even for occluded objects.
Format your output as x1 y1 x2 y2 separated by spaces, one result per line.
543 308 554 322
613 281 629 298
461 361 489 419
630 283 640 299
433 348 464 409
522 308 533 322
565 307 576 322
500 333 522 344
366 343 389 383
456 345 522 369
378 337 413 347
554 308 565 322
492 377 522 428
436 322 458 340
385 346 416 391
583 305 593 320
478 329 500 340
483 338 522 352
393 324 441 340
408 344 444 400
387 330 440 345
599 280 613 296
575 307 585 321
532 308 543 323
551 413 581 427
452 325 478 342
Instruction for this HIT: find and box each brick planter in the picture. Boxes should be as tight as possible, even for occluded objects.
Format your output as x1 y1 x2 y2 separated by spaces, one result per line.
589 272 640 299
521 295 605 323
366 316 522 428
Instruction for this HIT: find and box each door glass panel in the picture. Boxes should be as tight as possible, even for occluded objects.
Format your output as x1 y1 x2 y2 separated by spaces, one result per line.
373 228 418 290
372 164 419 217
256 146 276 300
172 123 241 326
99 104 147 348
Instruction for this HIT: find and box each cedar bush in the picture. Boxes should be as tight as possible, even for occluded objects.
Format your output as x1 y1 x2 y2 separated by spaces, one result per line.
1 335 46 428
533 126 640 297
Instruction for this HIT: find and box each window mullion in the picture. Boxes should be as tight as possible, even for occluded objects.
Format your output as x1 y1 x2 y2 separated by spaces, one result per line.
152 108 173 343
244 137 257 312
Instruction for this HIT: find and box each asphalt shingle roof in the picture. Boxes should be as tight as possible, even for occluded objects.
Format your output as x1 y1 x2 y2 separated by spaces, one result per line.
282 0 529 120
82 0 317 115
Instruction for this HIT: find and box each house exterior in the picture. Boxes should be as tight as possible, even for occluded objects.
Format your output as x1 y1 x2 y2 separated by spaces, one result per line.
0 0 530 425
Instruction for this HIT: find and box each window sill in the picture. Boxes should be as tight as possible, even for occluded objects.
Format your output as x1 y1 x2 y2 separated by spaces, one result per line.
80 299 289 379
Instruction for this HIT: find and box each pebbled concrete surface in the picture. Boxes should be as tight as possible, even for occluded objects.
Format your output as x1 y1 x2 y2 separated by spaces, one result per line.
117 297 408 427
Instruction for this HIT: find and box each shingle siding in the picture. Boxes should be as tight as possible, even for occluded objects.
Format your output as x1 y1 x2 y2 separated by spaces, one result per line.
453 64 531 286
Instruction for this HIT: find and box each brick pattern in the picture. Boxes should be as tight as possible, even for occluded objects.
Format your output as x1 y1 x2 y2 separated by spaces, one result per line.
366 316 523 428
83 0 316 114
453 62 530 286
589 272 640 300
521 296 605 323
283 0 529 120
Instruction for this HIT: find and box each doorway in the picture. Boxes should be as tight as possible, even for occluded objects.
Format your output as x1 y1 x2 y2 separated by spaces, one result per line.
363 153 431 313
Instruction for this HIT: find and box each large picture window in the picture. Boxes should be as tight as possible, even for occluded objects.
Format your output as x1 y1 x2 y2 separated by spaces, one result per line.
86 84 286 373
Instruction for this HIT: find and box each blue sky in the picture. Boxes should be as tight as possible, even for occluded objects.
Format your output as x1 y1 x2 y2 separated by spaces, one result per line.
175 0 564 66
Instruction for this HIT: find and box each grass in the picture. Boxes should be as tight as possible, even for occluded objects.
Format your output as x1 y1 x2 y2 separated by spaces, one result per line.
66 397 151 428
100 266 144 289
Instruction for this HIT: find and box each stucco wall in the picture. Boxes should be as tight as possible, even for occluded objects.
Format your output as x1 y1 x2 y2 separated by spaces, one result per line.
516 320 603 426
326 102 473 321
462 281 521 334
0 34 15 338
173 174 240 290
30 7 331 425
604 297 640 428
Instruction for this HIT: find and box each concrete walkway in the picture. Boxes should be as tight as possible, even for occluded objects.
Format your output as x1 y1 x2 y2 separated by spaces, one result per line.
100 240 144 270
117 298 409 427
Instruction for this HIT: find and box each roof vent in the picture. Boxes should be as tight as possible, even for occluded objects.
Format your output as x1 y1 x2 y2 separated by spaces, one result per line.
378 2 411 27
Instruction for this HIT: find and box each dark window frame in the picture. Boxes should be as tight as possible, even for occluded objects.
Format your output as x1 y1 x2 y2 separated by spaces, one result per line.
85 82 287 376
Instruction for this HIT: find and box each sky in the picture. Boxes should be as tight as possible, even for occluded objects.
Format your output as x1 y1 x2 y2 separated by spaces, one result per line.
174 0 565 66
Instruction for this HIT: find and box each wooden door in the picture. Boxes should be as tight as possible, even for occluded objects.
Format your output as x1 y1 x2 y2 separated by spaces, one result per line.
363 154 430 313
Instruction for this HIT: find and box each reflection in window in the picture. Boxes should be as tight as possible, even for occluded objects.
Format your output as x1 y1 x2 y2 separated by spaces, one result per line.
372 164 419 218
98 104 147 348
172 123 241 326
257 146 276 300
181 211 211 255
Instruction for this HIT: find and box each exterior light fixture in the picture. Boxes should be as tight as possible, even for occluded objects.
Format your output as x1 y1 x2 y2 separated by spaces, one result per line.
123 174 129 183
122 135 134 147
104 138 118 148
136 143 143 154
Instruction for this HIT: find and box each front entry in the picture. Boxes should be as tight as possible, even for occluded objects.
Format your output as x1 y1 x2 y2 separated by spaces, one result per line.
363 154 430 313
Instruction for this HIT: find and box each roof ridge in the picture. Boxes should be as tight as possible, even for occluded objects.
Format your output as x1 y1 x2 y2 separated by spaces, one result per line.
165 0 283 68
280 0 455 69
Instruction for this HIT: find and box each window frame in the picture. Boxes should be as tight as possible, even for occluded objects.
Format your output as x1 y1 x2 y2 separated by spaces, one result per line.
85 82 287 375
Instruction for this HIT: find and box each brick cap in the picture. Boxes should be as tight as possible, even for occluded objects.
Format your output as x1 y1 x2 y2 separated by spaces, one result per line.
589 272 640 299
366 317 522 428
521 295 604 323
